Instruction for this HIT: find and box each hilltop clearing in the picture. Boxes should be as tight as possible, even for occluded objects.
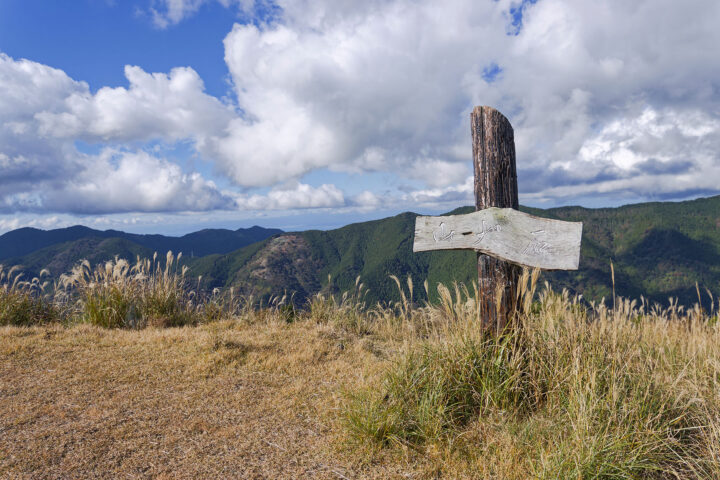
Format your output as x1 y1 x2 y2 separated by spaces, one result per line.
0 319 415 479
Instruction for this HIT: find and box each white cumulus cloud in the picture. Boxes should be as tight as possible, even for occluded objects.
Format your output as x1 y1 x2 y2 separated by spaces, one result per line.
43 149 235 214
34 65 232 143
205 0 720 201
235 182 345 210
149 0 209 28
201 1 510 187
0 54 234 214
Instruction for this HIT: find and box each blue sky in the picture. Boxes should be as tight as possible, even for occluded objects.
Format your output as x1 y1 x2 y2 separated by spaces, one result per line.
1 0 719 235
0 1 231 94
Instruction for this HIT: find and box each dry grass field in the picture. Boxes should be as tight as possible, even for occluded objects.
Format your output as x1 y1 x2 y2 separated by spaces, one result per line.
0 316 422 479
2 258 720 478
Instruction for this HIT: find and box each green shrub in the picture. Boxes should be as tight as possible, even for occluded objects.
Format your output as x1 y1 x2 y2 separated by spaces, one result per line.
345 331 528 445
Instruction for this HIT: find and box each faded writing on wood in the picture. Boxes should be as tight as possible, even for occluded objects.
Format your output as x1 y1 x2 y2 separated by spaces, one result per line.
413 207 582 270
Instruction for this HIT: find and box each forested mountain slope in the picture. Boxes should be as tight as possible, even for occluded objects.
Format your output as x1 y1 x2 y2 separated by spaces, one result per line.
189 196 720 308
3 196 719 308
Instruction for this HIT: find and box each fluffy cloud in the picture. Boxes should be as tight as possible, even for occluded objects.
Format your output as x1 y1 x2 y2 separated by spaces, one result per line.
404 176 474 207
1 148 235 214
33 65 232 143
146 0 269 29
235 182 345 210
149 0 209 28
351 190 382 209
1 55 84 199
0 53 230 149
204 0 720 200
203 2 508 187
43 149 235 214
0 54 233 214
523 107 720 202
0 215 64 233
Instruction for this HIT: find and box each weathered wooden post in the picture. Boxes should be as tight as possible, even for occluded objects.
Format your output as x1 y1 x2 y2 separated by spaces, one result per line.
413 106 582 332
472 106 521 332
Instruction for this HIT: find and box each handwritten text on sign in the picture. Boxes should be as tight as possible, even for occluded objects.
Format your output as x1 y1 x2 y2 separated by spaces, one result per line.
413 208 582 270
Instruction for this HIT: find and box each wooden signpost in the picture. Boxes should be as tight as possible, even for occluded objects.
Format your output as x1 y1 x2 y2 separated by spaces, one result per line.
413 106 582 331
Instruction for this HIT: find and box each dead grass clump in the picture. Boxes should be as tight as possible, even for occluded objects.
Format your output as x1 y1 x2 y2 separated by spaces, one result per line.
307 276 372 335
0 265 61 326
59 252 205 328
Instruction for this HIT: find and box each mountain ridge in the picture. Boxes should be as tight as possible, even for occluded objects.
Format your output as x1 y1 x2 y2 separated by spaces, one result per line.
0 224 283 262
187 195 720 308
2 195 719 308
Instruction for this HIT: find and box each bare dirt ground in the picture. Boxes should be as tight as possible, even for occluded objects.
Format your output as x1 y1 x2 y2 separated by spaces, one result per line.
0 320 424 479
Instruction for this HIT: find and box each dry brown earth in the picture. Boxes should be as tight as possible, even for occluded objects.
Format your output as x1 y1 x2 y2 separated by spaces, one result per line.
0 320 428 479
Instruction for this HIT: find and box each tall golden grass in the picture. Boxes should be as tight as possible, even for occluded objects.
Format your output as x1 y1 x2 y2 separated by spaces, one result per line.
344 273 720 478
0 253 311 328
0 265 58 326
58 252 202 328
2 253 228 328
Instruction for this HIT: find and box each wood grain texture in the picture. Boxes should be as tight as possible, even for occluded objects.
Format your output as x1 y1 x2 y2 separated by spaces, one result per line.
472 107 519 211
471 106 521 331
413 208 582 270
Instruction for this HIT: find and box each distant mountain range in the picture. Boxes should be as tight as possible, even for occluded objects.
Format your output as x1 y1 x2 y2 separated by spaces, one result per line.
0 225 282 278
2 195 720 308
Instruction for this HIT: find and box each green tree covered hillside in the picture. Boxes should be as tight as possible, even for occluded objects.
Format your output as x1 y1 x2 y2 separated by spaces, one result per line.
189 196 720 308
3 196 719 308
